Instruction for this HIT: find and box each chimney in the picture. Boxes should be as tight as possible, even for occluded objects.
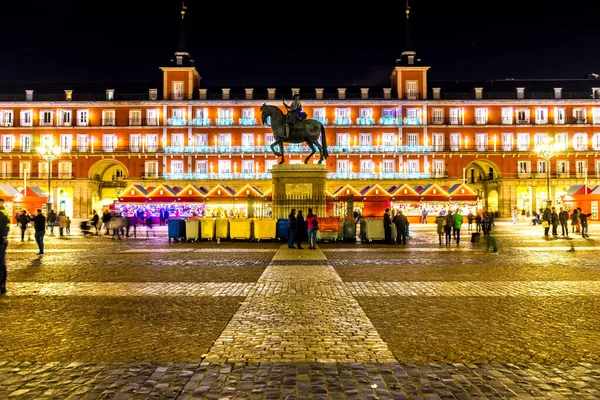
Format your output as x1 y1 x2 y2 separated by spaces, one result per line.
65 90 73 101
338 88 346 100
474 87 483 100
554 88 562 99
106 89 115 101
245 88 253 100
222 88 230 100
516 87 525 99
383 88 392 99
267 88 276 100
149 89 158 100
176 55 183 66
199 88 207 100
432 88 441 100
25 90 33 101
360 88 369 99
315 88 324 100
292 88 300 96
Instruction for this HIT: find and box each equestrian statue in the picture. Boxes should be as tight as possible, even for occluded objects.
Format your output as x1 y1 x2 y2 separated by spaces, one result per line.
260 94 329 164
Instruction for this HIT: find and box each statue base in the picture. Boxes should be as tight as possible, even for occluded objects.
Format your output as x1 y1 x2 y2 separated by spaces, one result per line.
270 164 329 219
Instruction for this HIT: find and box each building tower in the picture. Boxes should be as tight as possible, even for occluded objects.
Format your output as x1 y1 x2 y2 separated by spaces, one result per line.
390 0 430 100
160 0 201 100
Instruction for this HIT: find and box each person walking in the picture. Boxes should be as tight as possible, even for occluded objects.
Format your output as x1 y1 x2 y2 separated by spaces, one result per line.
571 209 580 234
296 210 306 249
393 210 408 245
512 207 518 224
31 209 46 256
17 210 29 242
559 207 569 237
453 209 464 245
467 211 474 231
0 205 9 295
306 208 318 250
444 210 453 246
551 207 559 236
47 209 57 236
92 210 100 235
288 209 297 249
435 213 445 245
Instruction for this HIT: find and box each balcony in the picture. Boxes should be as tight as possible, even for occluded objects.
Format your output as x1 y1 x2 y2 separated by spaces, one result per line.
192 117 211 126
334 116 352 125
571 117 587 124
403 117 422 126
328 145 432 153
239 117 256 126
312 117 328 125
356 117 375 125
216 117 234 126
326 172 434 180
162 172 272 180
516 119 531 125
168 117 187 126
101 119 116 126
474 118 488 125
379 117 400 125
501 117 513 125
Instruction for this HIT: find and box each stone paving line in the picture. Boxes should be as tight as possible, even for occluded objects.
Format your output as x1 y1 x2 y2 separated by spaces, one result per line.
7 280 600 297
203 245 397 364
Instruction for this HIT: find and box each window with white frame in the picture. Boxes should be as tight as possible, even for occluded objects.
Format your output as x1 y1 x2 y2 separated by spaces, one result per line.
130 134 141 152
173 81 184 100
265 159 278 171
573 107 586 124
431 108 444 124
58 160 72 178
217 108 233 125
406 159 419 173
19 161 31 178
0 110 13 126
449 108 461 125
102 109 115 126
37 161 49 178
77 110 89 126
76 134 88 152
336 133 349 148
146 134 158 152
554 133 568 151
432 133 444 151
554 107 566 124
405 81 418 99
358 108 373 124
573 133 588 150
359 159 373 174
102 134 117 152
593 133 600 150
241 108 255 124
0 161 11 178
19 110 32 126
475 133 488 151
171 133 184 148
241 160 254 174
516 108 530 123
445 133 459 152
1 134 14 152
337 160 350 174
40 134 53 148
144 161 158 178
533 133 547 149
535 107 548 124
129 109 142 125
57 110 71 126
312 108 326 122
433 160 445 177
334 108 351 124
194 133 208 147
380 108 396 124
382 133 395 147
502 133 513 151
501 108 513 124
407 133 418 148
196 160 208 173
59 134 72 153
218 133 231 147
557 160 569 174
359 133 372 147
170 160 184 174
517 160 531 174
382 159 395 174
537 160 547 174
288 159 302 165
241 133 254 148
218 160 231 173
404 108 420 125
40 110 53 126
146 109 159 125
593 108 600 125
517 133 530 151
475 108 488 124
576 160 587 175
20 134 32 153
265 133 274 145
171 108 185 122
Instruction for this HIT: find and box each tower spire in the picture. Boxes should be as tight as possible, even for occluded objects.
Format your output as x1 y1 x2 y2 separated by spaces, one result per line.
396 0 418 66
403 0 412 53
176 0 188 55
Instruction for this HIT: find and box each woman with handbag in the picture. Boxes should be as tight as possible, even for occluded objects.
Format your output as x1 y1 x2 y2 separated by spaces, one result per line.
306 208 319 250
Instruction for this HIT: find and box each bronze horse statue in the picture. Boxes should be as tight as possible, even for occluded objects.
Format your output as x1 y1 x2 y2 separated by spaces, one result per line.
260 104 329 164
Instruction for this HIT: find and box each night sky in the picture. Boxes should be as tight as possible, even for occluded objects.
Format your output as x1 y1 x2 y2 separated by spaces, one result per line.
1 0 599 88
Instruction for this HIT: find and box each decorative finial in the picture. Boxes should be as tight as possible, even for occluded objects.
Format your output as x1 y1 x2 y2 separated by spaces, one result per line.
181 0 187 19
405 0 410 17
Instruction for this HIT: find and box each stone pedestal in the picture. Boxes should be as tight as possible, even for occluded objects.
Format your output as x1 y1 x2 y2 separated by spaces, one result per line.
270 164 328 219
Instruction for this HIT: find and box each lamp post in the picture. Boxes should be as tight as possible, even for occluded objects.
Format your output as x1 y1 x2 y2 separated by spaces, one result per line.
536 138 557 207
37 145 61 216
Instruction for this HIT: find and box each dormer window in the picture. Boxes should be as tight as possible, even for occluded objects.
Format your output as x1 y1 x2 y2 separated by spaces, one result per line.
357 108 374 125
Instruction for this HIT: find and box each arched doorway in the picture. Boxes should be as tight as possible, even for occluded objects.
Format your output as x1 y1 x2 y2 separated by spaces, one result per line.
487 190 499 212
464 159 502 184
88 160 129 211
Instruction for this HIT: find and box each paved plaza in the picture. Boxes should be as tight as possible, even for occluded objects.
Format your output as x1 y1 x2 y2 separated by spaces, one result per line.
1 220 600 399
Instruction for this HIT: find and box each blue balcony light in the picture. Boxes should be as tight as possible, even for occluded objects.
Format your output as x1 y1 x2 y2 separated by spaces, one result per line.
168 117 187 126
313 117 328 125
192 117 210 126
216 117 234 126
379 117 399 125
334 116 352 125
403 117 421 126
239 117 257 126
356 117 375 125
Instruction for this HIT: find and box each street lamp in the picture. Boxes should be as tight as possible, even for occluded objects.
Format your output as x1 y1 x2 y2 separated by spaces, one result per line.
536 137 557 207
37 145 61 216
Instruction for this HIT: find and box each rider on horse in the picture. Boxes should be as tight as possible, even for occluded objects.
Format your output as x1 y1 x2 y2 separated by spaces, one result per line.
283 94 307 138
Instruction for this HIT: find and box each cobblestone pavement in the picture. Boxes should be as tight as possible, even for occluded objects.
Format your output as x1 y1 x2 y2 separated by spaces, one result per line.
0 221 599 399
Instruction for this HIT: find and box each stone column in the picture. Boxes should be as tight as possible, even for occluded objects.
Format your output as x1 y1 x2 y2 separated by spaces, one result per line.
270 164 328 219
531 186 537 213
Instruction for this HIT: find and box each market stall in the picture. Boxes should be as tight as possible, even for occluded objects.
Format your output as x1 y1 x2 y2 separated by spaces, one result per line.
7 186 49 223
330 185 363 218
562 184 599 220
358 184 391 217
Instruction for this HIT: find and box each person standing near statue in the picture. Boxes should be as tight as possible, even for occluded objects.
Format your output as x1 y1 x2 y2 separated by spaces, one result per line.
283 94 306 138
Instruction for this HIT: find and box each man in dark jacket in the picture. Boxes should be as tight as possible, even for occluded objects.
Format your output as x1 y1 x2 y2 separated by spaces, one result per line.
31 209 46 256
383 208 392 244
47 210 57 236
0 205 9 295
542 205 552 236
288 209 296 249
558 207 569 237
17 210 30 242
393 210 408 245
